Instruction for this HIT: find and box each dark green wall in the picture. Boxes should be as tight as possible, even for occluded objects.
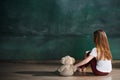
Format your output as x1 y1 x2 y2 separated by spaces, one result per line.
0 0 120 60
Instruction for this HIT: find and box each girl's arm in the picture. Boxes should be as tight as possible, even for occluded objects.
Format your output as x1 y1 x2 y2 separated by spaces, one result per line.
74 55 94 68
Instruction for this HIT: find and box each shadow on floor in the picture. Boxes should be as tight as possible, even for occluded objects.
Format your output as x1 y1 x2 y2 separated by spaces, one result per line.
112 62 120 69
15 71 94 77
15 71 59 76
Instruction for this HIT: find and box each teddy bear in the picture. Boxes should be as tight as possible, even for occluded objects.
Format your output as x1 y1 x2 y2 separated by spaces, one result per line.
57 55 77 76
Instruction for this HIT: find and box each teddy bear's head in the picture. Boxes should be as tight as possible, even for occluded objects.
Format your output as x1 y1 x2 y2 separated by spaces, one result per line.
61 55 75 65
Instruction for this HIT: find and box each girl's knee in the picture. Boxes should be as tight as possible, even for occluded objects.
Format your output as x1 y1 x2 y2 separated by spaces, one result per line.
85 51 91 57
85 51 90 54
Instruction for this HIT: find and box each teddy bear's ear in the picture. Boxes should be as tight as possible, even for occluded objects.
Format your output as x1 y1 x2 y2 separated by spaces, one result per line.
61 57 65 64
72 57 75 63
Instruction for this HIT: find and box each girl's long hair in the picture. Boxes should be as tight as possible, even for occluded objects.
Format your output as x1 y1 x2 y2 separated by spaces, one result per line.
94 29 112 60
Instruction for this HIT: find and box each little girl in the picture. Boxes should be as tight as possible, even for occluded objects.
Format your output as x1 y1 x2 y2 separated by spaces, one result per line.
74 29 112 76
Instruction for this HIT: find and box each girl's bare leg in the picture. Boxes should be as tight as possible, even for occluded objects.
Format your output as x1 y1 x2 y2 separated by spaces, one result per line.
77 51 90 72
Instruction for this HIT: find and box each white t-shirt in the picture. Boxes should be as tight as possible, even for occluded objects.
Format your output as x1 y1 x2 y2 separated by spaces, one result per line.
89 47 112 73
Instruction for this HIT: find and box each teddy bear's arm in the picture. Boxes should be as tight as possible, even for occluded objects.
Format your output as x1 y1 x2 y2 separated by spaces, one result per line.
71 65 77 72
58 66 65 72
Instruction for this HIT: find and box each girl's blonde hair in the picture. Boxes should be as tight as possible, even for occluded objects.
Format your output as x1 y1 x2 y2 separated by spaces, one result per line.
94 29 112 60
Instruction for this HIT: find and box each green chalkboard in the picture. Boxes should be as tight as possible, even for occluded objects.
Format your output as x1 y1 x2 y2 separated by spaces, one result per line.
0 0 120 60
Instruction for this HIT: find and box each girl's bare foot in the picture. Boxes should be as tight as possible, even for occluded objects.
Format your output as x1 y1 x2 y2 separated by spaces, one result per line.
77 67 86 72
82 67 86 72
77 68 82 72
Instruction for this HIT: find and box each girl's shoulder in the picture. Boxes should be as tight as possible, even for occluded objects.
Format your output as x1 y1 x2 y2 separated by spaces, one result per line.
90 47 97 57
